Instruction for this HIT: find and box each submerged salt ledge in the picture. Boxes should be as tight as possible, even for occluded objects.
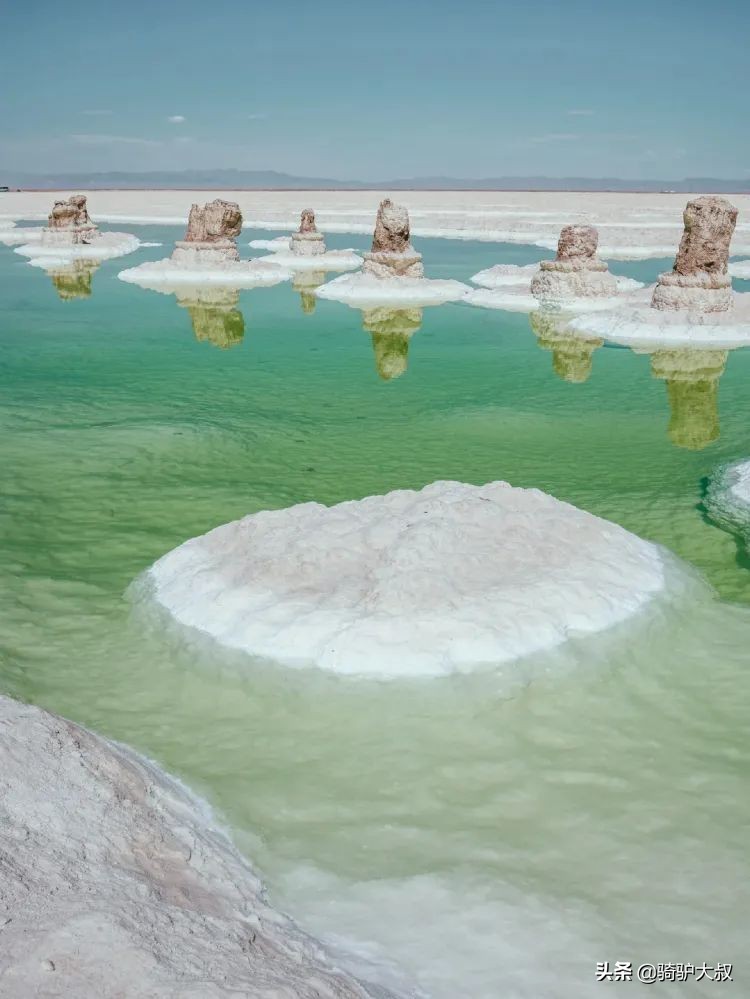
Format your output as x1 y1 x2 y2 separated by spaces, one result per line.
705 460 750 549
0 695 402 999
146 481 671 678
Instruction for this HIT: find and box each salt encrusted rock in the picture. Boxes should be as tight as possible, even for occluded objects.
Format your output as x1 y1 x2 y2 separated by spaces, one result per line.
175 287 245 349
42 194 100 246
361 307 423 380
291 209 326 256
0 694 400 999
651 197 738 313
144 480 675 677
184 198 243 243
363 200 424 279
649 348 727 450
529 310 602 383
174 199 244 265
530 225 618 304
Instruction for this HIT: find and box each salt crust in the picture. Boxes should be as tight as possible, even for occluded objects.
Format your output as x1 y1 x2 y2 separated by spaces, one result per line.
118 256 291 289
0 694 401 999
730 260 750 280
315 272 469 307
13 231 141 264
705 461 750 556
248 236 292 250
566 290 750 349
258 248 363 272
147 480 669 678
465 270 642 314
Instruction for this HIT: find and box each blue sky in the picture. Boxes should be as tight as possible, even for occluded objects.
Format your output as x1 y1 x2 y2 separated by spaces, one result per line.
2 0 748 179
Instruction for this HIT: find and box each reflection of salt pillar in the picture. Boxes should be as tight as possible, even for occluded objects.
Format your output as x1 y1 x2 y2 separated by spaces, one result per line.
175 287 245 349
649 349 727 450
651 196 737 313
361 307 422 380
48 260 99 300
529 310 602 383
292 270 326 315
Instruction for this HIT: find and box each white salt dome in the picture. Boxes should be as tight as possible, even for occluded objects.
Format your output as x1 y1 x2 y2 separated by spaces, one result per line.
471 263 542 288
566 289 750 349
315 272 470 307
146 480 671 678
118 256 291 289
258 248 363 272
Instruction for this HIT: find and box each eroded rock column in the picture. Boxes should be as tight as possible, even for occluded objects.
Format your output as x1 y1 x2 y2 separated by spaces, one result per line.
530 225 617 303
172 199 243 265
651 196 737 313
291 209 326 256
362 200 424 279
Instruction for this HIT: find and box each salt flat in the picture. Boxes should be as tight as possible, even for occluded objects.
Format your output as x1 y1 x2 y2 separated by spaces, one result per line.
3 189 750 259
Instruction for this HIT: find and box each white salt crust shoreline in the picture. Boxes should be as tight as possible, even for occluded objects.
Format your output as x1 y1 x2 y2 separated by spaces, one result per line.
565 290 750 349
0 694 406 999
315 272 470 307
118 256 292 289
258 247 363 272
2 228 142 264
145 480 670 678
3 191 750 259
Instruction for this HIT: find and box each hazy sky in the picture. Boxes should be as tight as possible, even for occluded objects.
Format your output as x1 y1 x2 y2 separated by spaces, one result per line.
2 0 748 179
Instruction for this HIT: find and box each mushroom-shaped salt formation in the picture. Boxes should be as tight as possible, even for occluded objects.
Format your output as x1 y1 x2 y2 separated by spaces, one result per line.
13 195 141 265
141 480 682 678
565 197 750 349
529 310 603 384
255 211 361 273
362 307 423 380
705 459 750 555
118 200 291 289
315 200 469 307
466 226 642 314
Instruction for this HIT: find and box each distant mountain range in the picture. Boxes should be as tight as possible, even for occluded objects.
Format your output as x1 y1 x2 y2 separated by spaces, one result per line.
2 169 749 193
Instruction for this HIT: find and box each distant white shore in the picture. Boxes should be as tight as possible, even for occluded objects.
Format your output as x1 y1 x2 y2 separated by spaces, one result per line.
2 189 750 260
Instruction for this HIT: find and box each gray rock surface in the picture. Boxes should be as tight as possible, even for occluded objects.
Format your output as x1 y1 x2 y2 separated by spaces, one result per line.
0 695 404 999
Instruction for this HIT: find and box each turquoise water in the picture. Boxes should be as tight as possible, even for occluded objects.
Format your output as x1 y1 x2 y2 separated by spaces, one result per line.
2 226 750 997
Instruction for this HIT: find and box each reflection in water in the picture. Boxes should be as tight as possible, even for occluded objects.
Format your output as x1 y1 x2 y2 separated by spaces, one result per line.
361 307 423 380
292 270 326 315
529 310 603 384
48 260 99 301
173 287 245 349
649 349 727 451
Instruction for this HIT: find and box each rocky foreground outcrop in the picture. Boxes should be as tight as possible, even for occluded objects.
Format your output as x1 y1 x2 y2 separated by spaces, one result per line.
0 695 401 999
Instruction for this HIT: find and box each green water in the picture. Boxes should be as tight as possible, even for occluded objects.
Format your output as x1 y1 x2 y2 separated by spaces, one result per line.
2 227 750 997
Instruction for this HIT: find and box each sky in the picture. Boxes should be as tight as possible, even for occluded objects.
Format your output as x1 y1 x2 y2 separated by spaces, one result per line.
1 0 748 180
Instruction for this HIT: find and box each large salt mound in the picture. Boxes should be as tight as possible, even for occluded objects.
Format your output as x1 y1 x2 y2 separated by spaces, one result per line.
147 480 670 677
466 268 643 314
0 695 399 999
705 459 750 550
315 272 469 307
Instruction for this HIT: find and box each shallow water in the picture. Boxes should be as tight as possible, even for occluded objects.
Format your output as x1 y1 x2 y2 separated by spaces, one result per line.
2 225 750 997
